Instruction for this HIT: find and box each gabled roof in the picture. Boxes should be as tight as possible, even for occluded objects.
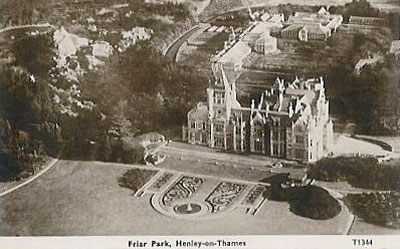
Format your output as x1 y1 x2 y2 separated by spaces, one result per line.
304 24 331 35
188 102 208 120
281 24 303 33
218 41 251 65
318 7 329 16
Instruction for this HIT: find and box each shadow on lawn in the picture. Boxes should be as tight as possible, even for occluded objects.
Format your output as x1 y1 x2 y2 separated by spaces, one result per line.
261 175 342 220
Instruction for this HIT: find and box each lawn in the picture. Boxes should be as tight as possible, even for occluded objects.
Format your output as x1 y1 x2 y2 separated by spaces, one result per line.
0 160 353 235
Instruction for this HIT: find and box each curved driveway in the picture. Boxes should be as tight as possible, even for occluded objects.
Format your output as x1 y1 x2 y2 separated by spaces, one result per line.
0 23 54 35
164 25 202 61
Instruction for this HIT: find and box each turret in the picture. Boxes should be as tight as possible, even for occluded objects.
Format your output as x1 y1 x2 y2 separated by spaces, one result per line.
251 99 255 116
207 88 214 118
277 90 284 112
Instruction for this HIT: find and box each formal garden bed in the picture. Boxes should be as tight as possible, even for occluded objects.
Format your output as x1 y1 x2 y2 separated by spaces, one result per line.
162 176 204 206
206 182 247 213
147 172 174 192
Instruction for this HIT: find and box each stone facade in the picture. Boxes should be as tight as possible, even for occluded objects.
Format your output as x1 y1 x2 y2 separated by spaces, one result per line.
184 66 334 163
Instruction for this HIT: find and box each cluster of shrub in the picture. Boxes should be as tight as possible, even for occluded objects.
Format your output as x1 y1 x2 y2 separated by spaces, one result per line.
345 192 400 229
0 33 60 181
308 157 400 191
0 0 194 27
118 168 157 193
265 184 342 220
291 21 399 135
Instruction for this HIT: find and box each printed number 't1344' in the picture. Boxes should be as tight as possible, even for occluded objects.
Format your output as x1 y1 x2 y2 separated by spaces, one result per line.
353 239 373 246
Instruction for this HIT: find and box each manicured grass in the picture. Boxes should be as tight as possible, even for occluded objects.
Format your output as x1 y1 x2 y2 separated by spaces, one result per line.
0 160 353 235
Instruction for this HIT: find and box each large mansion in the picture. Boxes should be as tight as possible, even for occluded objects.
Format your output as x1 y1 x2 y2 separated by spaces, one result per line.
183 65 334 163
182 8 337 163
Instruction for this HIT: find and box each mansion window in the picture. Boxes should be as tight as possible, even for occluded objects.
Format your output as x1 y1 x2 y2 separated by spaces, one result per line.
309 152 313 160
214 92 225 105
295 135 304 144
201 134 207 144
191 122 196 129
295 125 303 132
280 144 285 155
215 123 224 133
295 149 303 159
254 127 263 137
236 141 242 151
273 144 279 156
310 139 313 147
202 122 207 130
272 132 279 140
236 125 244 136
215 137 224 147
255 138 263 152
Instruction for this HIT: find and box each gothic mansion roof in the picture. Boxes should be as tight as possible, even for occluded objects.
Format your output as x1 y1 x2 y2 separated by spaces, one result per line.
188 102 208 120
282 24 331 36
240 77 327 125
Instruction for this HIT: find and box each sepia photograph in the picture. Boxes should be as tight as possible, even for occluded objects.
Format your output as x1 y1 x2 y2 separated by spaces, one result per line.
0 0 399 244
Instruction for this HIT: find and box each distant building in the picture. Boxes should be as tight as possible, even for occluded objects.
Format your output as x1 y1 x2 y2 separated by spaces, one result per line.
213 19 282 71
349 16 386 26
252 33 278 54
390 40 400 57
281 24 331 41
243 22 280 54
282 7 342 41
216 41 252 72
184 66 334 163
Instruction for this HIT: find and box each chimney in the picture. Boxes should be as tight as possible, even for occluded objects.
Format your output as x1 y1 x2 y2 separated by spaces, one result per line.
207 88 214 117
251 99 255 117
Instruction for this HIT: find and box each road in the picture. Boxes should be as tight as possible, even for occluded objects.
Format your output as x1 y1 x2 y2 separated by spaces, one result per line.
0 23 54 35
0 158 58 198
161 142 282 168
163 25 202 61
